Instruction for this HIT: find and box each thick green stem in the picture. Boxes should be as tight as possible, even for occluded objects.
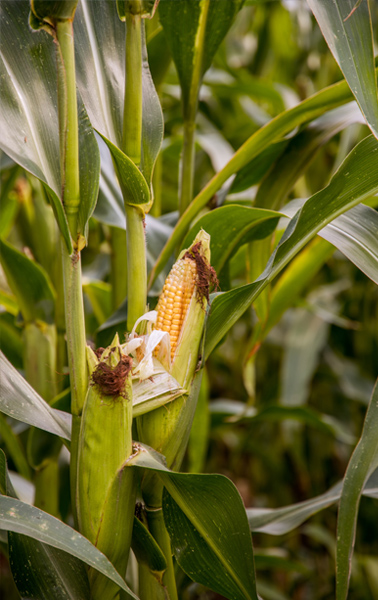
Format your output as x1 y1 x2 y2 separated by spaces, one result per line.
122 11 147 330
110 226 128 310
55 17 86 521
179 119 196 215
61 244 87 416
146 507 178 600
55 19 80 240
61 242 87 524
123 12 143 165
125 204 147 330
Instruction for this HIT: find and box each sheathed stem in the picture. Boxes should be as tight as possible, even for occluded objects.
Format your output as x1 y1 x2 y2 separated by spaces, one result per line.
61 243 87 417
145 507 178 600
123 12 143 165
55 17 86 524
125 204 147 330
55 19 80 240
122 10 147 330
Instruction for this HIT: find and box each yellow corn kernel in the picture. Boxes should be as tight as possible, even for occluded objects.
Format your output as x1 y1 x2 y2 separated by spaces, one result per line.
155 257 197 360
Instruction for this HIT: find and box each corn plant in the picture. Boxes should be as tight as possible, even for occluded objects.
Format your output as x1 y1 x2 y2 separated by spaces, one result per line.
1 1 378 599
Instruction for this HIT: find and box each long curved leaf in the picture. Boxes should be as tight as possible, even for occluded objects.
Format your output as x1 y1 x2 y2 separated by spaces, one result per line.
74 0 163 193
319 203 378 285
182 205 281 275
128 444 258 600
159 0 244 119
0 239 55 323
94 134 172 292
0 352 72 441
148 76 357 286
204 135 378 359
336 378 378 600
308 0 378 139
281 200 378 286
246 466 378 536
0 1 100 251
0 496 139 600
0 450 90 600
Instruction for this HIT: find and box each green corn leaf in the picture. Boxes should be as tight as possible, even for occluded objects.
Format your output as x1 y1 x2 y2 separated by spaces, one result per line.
0 313 23 369
148 76 358 286
281 200 378 286
265 238 335 336
74 0 163 194
159 0 245 120
0 449 91 600
0 239 55 324
83 281 112 327
0 415 31 480
0 352 72 441
128 444 258 600
308 0 378 139
264 197 378 340
0 1 100 251
131 514 167 575
0 496 139 600
336 379 378 600
93 135 171 293
318 203 378 285
230 140 288 194
246 467 378 536
204 134 378 359
181 205 281 275
255 101 366 210
210 400 354 445
97 133 150 207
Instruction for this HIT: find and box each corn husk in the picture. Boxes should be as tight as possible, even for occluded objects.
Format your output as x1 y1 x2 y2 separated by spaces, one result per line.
76 335 136 600
137 231 214 506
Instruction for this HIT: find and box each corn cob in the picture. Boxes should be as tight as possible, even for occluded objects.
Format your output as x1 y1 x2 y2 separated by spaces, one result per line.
139 230 218 506
154 257 197 360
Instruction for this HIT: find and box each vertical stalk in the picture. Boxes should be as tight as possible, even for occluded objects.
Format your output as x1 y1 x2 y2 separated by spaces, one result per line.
125 204 147 330
61 242 86 523
56 20 80 240
178 0 210 216
146 507 178 600
123 8 147 330
61 244 87 417
123 12 143 165
55 19 87 521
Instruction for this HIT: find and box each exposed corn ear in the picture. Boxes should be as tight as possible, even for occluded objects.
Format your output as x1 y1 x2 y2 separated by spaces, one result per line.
138 230 218 506
76 334 136 600
154 257 197 360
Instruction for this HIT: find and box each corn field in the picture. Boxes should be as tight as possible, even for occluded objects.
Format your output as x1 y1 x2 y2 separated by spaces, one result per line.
0 1 378 599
